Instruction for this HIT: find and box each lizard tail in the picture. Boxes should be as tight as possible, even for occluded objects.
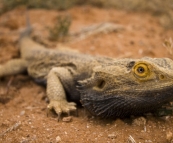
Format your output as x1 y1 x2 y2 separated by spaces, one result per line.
19 10 32 40
19 10 46 59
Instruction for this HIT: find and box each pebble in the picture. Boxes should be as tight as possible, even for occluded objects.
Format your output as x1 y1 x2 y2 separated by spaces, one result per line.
166 131 173 142
133 117 146 126
55 136 61 143
62 116 72 122
145 140 152 143
108 133 117 139
159 116 170 121
20 110 25 116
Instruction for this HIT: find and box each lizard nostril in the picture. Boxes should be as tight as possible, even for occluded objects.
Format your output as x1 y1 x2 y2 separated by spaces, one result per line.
159 74 165 80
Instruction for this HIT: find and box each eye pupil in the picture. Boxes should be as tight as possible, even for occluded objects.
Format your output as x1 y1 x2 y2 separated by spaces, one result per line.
137 67 145 73
133 63 149 78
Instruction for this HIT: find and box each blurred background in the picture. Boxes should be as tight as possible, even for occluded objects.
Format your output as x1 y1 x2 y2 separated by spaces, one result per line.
0 0 173 28
0 0 173 59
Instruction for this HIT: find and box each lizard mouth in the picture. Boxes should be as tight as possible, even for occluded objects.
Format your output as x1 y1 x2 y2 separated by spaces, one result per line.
79 85 173 118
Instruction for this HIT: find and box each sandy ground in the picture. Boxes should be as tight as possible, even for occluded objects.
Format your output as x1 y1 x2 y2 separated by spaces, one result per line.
0 6 173 143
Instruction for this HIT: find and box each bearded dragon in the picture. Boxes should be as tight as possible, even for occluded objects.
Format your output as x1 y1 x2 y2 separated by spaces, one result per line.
1 28 173 119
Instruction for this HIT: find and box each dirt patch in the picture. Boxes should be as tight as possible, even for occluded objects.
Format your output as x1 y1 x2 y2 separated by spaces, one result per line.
0 6 173 143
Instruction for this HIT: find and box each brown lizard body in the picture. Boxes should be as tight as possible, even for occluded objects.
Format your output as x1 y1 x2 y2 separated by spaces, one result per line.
1 34 173 119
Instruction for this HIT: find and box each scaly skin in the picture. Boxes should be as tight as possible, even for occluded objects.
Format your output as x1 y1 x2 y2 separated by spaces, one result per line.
1 36 173 119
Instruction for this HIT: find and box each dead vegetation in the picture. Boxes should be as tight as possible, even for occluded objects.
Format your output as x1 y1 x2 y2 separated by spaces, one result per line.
0 0 79 13
48 15 71 41
163 38 173 56
0 0 173 28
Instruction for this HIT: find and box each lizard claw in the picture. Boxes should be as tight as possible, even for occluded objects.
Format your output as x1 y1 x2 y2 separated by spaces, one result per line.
47 100 76 121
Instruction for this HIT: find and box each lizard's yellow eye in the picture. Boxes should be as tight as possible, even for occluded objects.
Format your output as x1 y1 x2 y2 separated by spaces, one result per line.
133 63 150 78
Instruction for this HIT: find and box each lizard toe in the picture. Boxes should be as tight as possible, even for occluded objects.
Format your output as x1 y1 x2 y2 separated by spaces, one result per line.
47 100 77 120
61 102 77 115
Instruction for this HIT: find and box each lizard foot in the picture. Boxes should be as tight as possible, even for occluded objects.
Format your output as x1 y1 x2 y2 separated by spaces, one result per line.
47 100 76 121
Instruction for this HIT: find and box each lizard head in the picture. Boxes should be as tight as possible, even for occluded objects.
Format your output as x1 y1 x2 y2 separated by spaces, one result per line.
78 57 173 118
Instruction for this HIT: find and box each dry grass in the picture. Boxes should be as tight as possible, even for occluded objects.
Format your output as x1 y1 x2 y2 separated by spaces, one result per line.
48 15 71 41
88 0 173 28
0 0 173 28
0 0 79 13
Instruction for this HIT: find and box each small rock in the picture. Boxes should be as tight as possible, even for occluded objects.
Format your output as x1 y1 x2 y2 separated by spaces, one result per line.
170 102 173 106
145 140 152 143
55 136 61 143
166 131 173 142
20 110 25 116
62 116 72 122
159 116 170 121
108 133 117 139
114 118 124 126
133 117 146 126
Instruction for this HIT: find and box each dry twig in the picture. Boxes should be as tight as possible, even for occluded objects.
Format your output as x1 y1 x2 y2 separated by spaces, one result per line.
0 121 21 137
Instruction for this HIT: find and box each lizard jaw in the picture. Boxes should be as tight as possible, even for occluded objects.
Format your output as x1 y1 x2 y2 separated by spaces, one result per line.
79 85 173 118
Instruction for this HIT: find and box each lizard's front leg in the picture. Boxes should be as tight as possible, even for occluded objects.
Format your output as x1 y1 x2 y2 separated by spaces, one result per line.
46 67 76 120
0 59 27 77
